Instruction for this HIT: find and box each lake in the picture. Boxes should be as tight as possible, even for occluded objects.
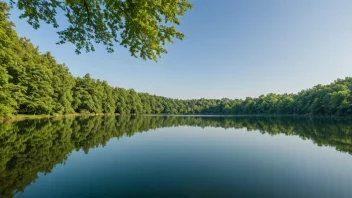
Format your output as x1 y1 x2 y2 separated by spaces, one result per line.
1 115 352 198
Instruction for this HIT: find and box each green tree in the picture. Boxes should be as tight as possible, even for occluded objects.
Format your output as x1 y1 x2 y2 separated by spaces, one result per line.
127 89 142 114
72 74 95 113
115 87 128 114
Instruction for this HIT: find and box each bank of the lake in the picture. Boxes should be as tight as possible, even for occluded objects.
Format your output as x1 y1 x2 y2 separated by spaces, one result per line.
0 113 119 123
3 113 352 123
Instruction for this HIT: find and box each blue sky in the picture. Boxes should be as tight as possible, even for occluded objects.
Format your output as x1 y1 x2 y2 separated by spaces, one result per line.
8 0 352 99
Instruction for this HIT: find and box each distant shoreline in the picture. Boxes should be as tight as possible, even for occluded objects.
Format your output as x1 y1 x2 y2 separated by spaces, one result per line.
2 113 352 123
145 114 352 119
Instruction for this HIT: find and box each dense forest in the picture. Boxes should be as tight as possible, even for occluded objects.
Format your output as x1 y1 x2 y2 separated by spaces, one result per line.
1 2 352 117
1 115 352 197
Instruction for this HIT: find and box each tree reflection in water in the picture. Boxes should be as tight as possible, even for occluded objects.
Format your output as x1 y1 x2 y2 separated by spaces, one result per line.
1 115 352 197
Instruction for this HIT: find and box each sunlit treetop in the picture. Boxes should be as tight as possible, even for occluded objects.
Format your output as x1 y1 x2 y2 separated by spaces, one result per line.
9 0 193 61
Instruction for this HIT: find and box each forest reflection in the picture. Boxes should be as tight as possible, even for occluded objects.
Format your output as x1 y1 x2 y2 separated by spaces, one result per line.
1 115 352 197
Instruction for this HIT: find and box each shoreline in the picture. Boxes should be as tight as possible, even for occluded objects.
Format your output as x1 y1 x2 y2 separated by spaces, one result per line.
0 113 120 123
1 113 352 123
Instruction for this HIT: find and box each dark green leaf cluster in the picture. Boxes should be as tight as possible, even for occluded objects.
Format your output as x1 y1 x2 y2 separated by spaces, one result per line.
1 3 352 117
1 115 352 197
9 0 193 61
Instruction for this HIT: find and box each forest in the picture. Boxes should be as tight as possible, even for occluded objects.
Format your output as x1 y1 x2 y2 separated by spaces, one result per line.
1 115 352 197
1 2 352 117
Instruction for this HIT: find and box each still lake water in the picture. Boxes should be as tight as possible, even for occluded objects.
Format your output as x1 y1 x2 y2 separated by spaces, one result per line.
1 115 352 198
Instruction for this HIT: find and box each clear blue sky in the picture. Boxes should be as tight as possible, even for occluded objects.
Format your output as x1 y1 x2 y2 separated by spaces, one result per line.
8 0 352 99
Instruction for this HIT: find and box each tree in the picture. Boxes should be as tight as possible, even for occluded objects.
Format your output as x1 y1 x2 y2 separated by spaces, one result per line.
72 75 95 113
114 87 128 114
43 53 75 114
17 38 55 115
101 81 115 113
127 89 142 114
0 2 26 116
10 0 193 61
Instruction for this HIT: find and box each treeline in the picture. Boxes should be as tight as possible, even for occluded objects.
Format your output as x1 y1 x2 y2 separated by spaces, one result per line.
1 2 352 117
1 115 352 197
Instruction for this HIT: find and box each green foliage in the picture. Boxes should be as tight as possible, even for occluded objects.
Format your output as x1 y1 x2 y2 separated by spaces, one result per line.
9 0 193 61
1 4 352 117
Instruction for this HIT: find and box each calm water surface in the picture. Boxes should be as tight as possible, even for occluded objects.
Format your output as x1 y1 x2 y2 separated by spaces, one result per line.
1 115 352 198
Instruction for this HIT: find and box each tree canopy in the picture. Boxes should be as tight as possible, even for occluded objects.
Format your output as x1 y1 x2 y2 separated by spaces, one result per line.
1 3 352 117
9 0 193 61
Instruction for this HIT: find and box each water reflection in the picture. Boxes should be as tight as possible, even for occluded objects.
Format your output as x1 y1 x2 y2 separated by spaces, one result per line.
1 115 352 197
